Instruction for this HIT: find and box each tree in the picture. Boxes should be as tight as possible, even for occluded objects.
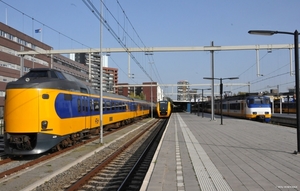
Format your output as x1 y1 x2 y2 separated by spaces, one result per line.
128 92 145 100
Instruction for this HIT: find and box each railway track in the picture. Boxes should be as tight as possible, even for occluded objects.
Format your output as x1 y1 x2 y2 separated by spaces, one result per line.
26 118 167 191
64 118 168 191
0 118 159 191
270 114 297 128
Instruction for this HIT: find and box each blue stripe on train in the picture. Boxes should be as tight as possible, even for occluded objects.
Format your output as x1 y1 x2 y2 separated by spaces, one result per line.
55 93 130 119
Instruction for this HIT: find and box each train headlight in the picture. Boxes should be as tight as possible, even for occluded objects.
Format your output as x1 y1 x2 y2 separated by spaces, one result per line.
265 112 269 114
252 112 257 115
41 120 48 130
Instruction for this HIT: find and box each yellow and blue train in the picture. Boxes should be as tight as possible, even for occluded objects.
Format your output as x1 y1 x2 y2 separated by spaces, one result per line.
156 100 172 118
204 94 271 122
4 68 153 155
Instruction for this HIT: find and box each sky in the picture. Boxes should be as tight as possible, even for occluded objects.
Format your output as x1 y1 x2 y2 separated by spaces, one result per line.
1 0 300 99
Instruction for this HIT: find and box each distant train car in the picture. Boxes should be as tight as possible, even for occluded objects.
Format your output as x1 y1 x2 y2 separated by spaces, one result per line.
273 101 296 114
4 68 152 155
156 101 172 118
205 94 271 122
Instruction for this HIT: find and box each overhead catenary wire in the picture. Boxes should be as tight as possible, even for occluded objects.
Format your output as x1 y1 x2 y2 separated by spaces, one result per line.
233 47 295 93
0 0 99 57
83 0 154 82
94 0 164 85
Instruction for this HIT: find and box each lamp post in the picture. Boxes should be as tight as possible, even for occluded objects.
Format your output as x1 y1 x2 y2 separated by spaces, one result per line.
248 30 299 154
203 77 239 125
193 88 211 117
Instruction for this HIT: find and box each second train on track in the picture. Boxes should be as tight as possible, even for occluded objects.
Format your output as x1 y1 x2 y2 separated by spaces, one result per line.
204 94 272 122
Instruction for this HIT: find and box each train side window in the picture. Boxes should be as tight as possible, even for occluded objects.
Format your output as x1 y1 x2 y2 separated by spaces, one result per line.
77 99 81 112
111 102 115 110
116 102 118 110
222 103 226 109
115 102 118 110
106 101 111 111
94 100 100 111
103 102 106 111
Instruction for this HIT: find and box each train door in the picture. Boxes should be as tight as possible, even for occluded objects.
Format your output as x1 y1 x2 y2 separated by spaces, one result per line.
241 100 245 117
137 103 141 116
133 102 137 118
79 86 91 130
82 96 90 129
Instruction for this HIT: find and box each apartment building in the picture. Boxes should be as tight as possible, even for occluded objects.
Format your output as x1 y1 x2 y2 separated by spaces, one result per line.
0 22 89 117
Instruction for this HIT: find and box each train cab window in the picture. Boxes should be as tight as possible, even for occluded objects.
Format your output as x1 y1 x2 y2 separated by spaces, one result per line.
80 88 88 94
254 99 262 104
77 99 81 112
264 98 270 104
22 71 48 78
50 71 58 78
54 71 66 79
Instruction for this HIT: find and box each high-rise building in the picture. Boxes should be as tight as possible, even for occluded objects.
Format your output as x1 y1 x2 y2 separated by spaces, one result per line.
74 53 118 93
177 80 190 101
116 82 163 103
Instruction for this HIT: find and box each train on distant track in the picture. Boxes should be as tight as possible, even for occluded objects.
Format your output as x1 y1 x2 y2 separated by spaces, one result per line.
204 94 271 122
4 68 154 155
272 100 296 114
156 100 172 118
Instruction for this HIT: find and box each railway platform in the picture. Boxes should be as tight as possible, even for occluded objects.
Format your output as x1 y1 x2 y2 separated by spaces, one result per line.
142 112 300 191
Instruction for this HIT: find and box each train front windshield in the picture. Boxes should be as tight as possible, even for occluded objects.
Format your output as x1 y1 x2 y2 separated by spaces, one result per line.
159 102 168 109
247 96 270 106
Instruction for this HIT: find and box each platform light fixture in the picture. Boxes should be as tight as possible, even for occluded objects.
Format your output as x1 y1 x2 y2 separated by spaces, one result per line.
248 29 300 154
203 77 239 125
